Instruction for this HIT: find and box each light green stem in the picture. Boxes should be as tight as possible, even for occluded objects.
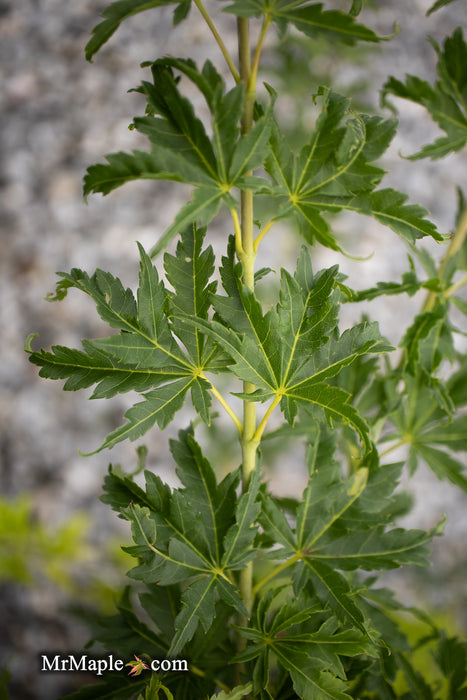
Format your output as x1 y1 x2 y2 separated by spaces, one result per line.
424 207 467 311
236 17 258 674
193 0 240 82
378 437 410 459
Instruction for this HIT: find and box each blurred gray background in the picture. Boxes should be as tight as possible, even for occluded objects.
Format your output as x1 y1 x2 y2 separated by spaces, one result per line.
1 0 466 697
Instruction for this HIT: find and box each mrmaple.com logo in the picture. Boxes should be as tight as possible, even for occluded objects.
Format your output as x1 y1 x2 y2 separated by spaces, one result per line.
40 653 188 676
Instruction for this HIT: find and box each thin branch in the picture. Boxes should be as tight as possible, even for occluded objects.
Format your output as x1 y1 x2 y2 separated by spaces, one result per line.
424 207 467 311
253 219 275 252
248 14 272 94
253 393 281 443
378 437 410 459
193 0 240 83
444 272 467 299
252 553 301 596
201 373 243 437
231 207 245 258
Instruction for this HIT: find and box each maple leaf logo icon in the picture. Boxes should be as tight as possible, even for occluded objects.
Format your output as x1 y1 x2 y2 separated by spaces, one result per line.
126 655 149 676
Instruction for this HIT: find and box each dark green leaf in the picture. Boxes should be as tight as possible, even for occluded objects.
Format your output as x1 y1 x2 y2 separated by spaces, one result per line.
164 225 217 365
264 89 442 249
427 0 461 16
412 444 467 493
310 521 442 570
383 29 467 159
170 575 218 655
85 0 178 61
273 645 352 700
94 377 195 451
221 467 261 569
225 0 385 47
304 560 367 635
149 186 225 257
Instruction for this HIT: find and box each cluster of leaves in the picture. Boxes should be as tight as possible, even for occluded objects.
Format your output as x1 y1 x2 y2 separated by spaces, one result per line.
383 27 467 159
29 226 391 453
55 424 444 699
22 0 467 698
83 57 443 256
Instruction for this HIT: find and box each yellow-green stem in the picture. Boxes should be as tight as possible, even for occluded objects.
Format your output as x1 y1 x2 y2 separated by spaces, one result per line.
379 437 410 459
236 18 259 673
193 0 240 83
201 373 243 437
249 15 272 94
252 553 301 596
444 271 467 299
254 219 275 252
424 207 467 311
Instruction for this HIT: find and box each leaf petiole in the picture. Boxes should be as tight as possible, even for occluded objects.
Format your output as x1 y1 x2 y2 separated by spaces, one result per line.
253 219 275 252
252 553 301 596
424 206 467 311
193 0 240 83
200 372 243 437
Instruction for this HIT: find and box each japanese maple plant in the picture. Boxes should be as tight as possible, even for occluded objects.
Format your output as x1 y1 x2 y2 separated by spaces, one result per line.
27 0 467 697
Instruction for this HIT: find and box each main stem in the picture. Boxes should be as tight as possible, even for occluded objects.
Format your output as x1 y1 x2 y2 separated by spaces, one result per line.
237 15 257 658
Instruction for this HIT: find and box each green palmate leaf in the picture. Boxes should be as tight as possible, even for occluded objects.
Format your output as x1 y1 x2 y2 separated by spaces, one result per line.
310 522 441 570
273 647 352 700
112 434 250 655
170 427 238 561
387 377 467 488
259 429 441 634
29 243 228 451
135 64 218 180
413 445 467 493
237 593 374 698
85 0 181 61
224 0 384 46
186 249 390 449
383 29 467 159
303 560 368 636
84 58 274 255
263 87 443 249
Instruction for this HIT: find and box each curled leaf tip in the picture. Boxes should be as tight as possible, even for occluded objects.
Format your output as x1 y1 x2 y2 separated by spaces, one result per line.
24 333 39 353
78 445 102 458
